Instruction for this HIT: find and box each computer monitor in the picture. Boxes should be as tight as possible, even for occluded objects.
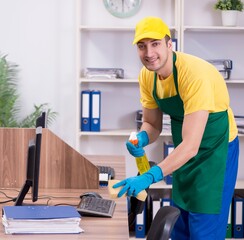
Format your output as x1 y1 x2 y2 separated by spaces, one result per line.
14 112 46 206
36 111 46 128
14 139 36 206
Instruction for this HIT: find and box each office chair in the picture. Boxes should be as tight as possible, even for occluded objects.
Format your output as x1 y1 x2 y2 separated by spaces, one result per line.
146 205 180 240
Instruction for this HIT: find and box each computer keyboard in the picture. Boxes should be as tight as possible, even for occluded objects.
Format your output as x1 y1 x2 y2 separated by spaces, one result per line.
77 196 116 218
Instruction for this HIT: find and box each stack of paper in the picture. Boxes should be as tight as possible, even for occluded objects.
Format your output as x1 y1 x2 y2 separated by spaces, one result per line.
2 205 84 234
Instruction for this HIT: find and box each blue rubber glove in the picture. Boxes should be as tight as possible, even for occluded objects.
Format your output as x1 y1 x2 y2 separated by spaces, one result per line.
126 131 149 157
113 166 164 198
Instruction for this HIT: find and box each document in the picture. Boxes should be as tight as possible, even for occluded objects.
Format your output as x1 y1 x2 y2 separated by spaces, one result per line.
2 206 84 234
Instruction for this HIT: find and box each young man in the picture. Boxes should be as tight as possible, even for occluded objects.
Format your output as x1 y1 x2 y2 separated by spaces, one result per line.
113 16 239 239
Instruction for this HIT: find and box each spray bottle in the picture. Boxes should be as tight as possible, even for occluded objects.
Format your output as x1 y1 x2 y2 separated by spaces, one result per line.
129 132 150 174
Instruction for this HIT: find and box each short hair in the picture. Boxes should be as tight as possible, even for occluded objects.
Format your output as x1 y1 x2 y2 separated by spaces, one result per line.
165 35 171 44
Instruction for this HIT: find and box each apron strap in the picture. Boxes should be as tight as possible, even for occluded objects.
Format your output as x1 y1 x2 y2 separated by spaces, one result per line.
172 52 179 94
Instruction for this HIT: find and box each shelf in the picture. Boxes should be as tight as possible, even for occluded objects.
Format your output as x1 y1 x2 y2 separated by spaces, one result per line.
235 180 244 189
225 80 244 84
80 25 178 32
80 78 138 83
78 128 243 138
184 26 244 32
78 131 244 137
149 180 244 190
79 129 134 136
79 130 243 137
150 181 172 189
79 129 172 137
77 0 244 182
80 79 244 84
80 26 134 32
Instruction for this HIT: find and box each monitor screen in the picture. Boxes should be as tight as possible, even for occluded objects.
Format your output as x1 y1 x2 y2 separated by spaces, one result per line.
36 111 46 128
14 112 46 206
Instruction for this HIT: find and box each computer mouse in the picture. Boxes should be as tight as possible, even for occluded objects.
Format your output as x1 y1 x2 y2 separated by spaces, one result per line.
80 192 102 199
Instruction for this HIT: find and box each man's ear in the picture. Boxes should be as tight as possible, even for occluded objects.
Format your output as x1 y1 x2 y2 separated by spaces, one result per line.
167 39 173 50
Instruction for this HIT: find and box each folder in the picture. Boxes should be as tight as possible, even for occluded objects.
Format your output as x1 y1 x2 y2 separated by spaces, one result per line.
2 205 81 219
164 142 174 157
81 90 91 131
135 203 147 238
161 198 172 207
90 90 101 132
172 39 178 51
226 199 233 238
152 198 161 219
164 142 174 184
233 196 243 238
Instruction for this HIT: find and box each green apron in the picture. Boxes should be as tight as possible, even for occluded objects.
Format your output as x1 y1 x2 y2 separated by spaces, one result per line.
152 52 229 214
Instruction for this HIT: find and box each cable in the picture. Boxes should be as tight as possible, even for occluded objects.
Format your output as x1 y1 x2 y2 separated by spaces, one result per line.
53 203 77 207
0 189 80 206
0 198 17 204
0 190 17 204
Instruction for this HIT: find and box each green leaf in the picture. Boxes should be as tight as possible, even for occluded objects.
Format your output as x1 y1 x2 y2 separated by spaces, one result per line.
214 0 244 11
0 53 57 128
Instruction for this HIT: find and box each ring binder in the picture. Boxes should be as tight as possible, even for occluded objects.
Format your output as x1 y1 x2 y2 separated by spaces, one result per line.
91 90 101 132
233 196 244 238
81 90 91 131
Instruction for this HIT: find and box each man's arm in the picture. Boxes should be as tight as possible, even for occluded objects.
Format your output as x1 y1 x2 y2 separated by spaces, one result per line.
158 110 209 176
140 107 163 144
113 110 209 198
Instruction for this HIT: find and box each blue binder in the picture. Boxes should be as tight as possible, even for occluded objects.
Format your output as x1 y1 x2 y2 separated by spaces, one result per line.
3 205 81 219
135 203 146 238
161 198 172 207
81 90 91 131
90 90 101 131
233 196 243 238
152 199 161 219
164 142 174 184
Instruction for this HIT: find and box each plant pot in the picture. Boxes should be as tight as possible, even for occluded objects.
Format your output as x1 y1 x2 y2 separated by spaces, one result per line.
221 10 238 26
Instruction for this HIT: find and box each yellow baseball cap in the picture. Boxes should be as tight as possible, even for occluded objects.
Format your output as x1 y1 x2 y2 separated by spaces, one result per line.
133 16 171 45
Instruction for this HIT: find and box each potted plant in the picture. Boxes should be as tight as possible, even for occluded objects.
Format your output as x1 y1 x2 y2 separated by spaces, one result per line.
214 0 244 26
0 53 57 128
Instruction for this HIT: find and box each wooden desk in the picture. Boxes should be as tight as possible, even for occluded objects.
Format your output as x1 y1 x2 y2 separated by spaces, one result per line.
0 155 129 239
0 188 129 239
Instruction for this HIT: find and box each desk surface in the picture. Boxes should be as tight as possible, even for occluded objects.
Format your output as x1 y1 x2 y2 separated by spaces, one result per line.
0 155 129 239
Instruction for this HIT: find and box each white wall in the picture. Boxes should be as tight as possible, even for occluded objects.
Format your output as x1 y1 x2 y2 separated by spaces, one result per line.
0 0 76 147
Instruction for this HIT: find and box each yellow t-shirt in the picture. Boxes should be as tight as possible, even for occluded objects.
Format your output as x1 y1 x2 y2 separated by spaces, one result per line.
139 52 237 142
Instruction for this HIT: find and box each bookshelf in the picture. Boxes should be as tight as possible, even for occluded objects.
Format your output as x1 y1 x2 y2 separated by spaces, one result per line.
75 0 179 176
75 0 244 180
76 1 244 239
181 0 244 183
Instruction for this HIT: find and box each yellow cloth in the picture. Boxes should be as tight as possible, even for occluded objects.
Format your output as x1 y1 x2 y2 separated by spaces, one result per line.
138 52 238 142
